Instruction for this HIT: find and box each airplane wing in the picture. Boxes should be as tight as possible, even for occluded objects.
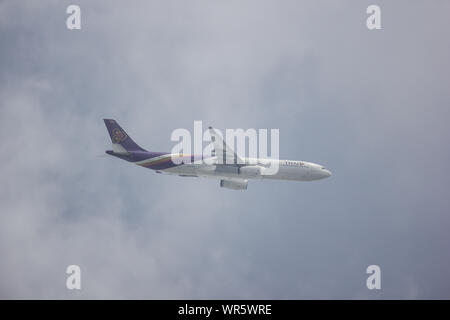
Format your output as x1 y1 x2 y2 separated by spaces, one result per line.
208 127 244 165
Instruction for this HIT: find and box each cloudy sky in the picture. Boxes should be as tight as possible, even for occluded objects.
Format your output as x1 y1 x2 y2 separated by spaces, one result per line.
1 0 449 299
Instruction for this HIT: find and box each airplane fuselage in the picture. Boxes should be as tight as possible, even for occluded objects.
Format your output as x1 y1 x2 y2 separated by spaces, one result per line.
111 151 332 182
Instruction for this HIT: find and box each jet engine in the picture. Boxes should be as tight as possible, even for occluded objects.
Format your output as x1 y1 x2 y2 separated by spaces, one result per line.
220 179 248 190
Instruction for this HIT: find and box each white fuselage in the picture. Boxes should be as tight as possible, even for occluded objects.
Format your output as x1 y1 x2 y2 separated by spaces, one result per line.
160 156 332 182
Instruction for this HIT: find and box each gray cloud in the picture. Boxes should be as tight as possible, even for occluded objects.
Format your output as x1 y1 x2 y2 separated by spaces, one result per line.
0 0 449 299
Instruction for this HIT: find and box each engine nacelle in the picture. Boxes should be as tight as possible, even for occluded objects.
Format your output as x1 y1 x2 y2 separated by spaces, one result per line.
220 179 248 190
239 165 264 177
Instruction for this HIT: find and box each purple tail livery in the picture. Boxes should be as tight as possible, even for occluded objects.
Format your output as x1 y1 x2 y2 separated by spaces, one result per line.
104 119 147 152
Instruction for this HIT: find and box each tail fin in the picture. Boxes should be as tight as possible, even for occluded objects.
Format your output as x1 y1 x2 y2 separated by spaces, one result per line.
103 119 147 153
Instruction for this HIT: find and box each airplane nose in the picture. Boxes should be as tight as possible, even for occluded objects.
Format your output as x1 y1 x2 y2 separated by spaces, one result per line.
322 169 332 178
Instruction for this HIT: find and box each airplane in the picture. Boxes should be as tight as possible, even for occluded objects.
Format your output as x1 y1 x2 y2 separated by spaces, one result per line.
103 119 332 190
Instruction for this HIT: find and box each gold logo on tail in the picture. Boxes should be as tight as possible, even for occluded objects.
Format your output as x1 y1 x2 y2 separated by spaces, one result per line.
112 128 128 143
